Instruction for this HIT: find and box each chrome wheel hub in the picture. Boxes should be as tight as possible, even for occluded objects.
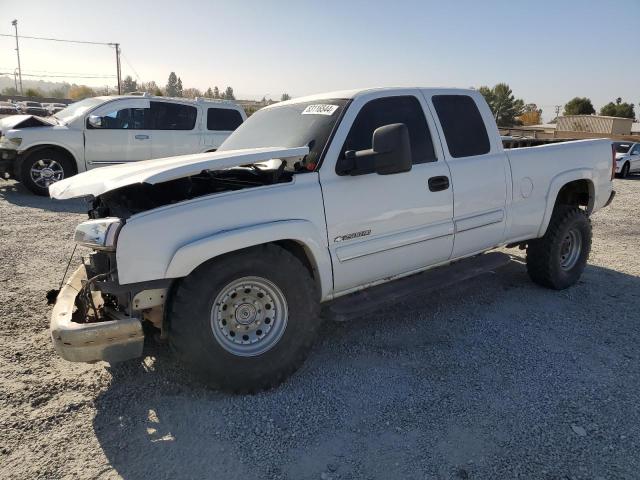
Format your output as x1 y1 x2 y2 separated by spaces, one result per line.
30 159 64 187
560 228 582 271
210 276 288 356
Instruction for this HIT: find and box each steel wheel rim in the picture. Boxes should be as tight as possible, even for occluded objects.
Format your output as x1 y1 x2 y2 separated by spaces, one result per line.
210 276 288 356
30 159 64 187
560 228 582 270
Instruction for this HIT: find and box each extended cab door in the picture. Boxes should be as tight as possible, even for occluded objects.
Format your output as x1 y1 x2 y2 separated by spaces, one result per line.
424 91 510 258
83 98 152 168
320 91 454 294
148 101 201 158
629 143 640 172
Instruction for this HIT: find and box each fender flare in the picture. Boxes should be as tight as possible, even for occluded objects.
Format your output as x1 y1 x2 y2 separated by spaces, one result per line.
537 168 595 237
164 219 333 300
20 142 82 174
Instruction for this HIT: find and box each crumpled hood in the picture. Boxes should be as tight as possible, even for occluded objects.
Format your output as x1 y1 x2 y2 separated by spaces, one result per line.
49 146 309 200
0 114 56 130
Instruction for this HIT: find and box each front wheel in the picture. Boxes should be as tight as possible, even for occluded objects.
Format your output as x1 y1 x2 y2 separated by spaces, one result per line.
526 206 592 290
18 149 74 196
619 162 630 179
169 244 321 393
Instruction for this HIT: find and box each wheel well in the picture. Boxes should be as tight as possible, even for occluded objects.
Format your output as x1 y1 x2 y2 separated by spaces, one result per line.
555 179 593 212
272 240 318 282
22 145 78 175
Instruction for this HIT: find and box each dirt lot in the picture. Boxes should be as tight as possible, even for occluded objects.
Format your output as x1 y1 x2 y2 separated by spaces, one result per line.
0 177 639 480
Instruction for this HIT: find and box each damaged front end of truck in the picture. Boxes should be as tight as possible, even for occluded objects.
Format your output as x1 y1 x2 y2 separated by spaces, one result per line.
48 146 309 363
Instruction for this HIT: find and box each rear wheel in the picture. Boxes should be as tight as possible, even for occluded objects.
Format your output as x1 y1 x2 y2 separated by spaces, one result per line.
169 244 321 393
526 206 591 290
18 149 74 196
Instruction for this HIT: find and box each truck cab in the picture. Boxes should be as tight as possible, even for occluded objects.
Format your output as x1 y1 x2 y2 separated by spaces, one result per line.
0 94 246 195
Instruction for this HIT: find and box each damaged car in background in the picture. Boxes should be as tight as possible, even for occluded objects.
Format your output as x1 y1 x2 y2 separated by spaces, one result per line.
48 87 615 393
0 94 245 195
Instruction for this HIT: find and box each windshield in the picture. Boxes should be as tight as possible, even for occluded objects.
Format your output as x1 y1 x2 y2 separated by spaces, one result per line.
25 102 42 107
218 99 349 170
614 142 632 154
54 97 105 123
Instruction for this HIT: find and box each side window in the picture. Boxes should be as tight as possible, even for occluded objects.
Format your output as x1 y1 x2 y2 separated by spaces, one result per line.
341 96 437 165
207 108 243 131
98 107 147 129
632 145 640 155
149 101 197 130
432 95 490 158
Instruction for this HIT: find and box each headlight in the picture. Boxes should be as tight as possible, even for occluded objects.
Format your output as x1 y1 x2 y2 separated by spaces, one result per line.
0 136 21 148
74 218 122 251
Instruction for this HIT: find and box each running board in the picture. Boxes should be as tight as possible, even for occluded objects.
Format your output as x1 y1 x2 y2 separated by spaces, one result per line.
323 252 512 322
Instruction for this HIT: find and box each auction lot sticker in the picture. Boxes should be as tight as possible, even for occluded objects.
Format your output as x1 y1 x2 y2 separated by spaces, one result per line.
302 104 339 115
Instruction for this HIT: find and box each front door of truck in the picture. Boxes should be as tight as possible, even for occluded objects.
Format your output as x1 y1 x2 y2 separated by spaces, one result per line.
83 99 152 168
320 91 454 294
629 143 640 172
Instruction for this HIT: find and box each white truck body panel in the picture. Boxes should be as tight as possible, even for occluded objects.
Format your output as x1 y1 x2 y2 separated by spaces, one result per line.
52 87 613 302
49 146 309 199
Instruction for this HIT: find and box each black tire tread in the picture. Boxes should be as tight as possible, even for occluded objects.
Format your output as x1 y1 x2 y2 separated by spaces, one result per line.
169 244 321 394
526 206 591 290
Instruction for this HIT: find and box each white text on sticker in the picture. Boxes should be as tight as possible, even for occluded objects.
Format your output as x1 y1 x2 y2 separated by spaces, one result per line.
302 104 339 115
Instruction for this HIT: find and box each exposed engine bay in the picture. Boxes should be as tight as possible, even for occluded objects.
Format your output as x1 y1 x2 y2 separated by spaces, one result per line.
88 164 296 219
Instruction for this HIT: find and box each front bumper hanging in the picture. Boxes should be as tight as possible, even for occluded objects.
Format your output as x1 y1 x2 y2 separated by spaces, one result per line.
50 264 144 363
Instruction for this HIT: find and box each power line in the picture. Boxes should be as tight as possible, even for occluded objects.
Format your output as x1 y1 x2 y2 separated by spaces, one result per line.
0 67 115 76
0 71 115 79
120 51 141 82
0 33 115 46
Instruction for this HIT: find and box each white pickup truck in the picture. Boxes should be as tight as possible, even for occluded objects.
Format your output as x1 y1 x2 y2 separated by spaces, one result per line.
0 94 245 195
48 87 615 392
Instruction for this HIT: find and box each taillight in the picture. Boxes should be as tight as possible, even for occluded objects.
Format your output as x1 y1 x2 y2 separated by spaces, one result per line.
611 143 616 180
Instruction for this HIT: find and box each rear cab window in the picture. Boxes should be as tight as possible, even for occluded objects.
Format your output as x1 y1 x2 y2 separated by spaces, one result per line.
432 95 490 158
149 101 197 130
207 108 243 131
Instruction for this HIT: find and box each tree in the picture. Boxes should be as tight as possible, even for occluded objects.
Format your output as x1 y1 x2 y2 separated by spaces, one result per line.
166 72 179 97
213 86 220 99
600 99 635 119
281 93 291 101
49 87 69 98
223 86 235 100
478 83 524 126
25 88 43 98
182 87 202 98
68 84 95 100
518 103 543 125
2 87 18 96
176 77 183 97
205 87 213 98
121 75 138 93
563 97 595 116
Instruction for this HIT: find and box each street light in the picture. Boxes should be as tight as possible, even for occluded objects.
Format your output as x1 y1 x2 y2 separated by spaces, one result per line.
11 19 23 95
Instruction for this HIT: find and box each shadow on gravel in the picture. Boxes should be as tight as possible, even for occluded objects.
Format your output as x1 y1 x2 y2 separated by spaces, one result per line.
0 180 88 213
92 259 640 480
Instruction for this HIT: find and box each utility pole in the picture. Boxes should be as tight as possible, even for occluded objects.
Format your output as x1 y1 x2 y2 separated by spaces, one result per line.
11 19 23 95
13 68 19 92
554 105 561 120
114 43 122 94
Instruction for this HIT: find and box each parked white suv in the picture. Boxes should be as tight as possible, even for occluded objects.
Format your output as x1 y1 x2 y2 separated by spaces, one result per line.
0 94 246 195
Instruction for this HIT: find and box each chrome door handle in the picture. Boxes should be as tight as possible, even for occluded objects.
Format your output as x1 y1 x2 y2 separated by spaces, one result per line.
135 134 149 140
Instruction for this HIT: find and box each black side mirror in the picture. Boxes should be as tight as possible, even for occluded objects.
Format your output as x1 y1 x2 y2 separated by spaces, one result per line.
338 123 412 176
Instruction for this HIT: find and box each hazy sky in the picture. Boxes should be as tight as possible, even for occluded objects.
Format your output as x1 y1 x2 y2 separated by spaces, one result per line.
1 0 638 120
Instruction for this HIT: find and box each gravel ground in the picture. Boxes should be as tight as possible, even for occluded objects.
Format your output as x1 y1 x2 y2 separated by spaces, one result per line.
1 177 639 480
